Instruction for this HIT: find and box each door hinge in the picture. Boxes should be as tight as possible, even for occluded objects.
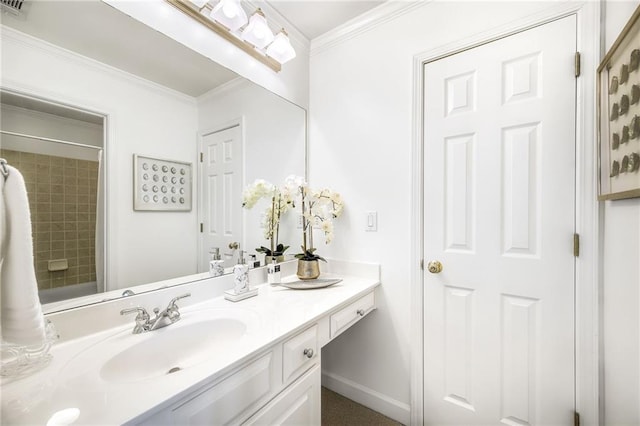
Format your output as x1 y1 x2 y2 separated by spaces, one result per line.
573 233 580 257
574 411 580 426
200 152 203 162
575 52 581 77
200 223 203 233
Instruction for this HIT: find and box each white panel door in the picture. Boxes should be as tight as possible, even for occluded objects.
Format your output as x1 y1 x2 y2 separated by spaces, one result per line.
423 16 577 425
201 125 242 269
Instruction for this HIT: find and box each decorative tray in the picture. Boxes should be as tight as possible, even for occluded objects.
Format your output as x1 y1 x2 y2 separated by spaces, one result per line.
278 278 342 290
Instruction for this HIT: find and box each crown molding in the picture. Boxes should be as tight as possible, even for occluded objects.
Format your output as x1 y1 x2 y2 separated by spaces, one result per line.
197 76 249 103
0 25 197 106
310 1 427 56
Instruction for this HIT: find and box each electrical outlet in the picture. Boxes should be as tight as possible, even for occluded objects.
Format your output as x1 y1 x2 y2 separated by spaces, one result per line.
365 211 378 232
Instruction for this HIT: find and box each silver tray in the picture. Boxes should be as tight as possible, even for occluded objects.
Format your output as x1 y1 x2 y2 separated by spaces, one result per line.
278 278 342 290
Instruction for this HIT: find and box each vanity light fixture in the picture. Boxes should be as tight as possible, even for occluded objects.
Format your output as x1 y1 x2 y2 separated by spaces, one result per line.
266 28 296 64
209 0 247 31
168 0 295 71
241 8 274 49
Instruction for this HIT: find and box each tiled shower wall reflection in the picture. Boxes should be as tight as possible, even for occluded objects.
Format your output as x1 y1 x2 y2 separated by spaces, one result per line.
1 149 98 290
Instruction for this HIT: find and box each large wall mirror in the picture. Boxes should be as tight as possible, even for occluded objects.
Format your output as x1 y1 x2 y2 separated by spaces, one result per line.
0 1 306 313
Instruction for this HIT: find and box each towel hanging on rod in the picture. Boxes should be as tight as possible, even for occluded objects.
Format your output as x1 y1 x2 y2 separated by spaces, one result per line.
0 158 9 180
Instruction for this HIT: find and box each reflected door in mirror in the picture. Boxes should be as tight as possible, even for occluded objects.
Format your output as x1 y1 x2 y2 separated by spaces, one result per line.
201 124 243 269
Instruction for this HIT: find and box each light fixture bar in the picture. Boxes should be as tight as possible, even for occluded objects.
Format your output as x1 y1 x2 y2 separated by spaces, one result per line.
165 0 281 72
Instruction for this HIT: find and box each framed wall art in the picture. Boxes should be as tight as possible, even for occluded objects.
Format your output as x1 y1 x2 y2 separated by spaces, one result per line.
597 4 640 200
133 154 192 211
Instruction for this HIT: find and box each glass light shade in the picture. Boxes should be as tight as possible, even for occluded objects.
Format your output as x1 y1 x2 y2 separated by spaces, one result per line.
241 9 274 49
266 29 296 64
210 0 247 31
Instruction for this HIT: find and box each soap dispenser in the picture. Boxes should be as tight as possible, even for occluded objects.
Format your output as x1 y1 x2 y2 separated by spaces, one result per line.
233 250 249 294
208 247 224 277
248 253 260 269
267 257 281 286
224 250 258 302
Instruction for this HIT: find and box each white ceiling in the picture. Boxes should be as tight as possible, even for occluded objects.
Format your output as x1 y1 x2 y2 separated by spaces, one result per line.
266 1 385 40
0 1 382 97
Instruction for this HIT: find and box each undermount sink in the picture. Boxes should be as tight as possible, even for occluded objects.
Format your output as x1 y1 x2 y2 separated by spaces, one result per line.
100 318 247 383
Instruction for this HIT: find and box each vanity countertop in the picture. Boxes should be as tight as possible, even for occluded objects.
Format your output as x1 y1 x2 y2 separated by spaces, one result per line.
1 263 379 425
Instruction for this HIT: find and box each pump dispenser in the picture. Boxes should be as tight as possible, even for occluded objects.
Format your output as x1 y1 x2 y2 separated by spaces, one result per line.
233 250 249 294
267 257 281 285
224 250 258 302
209 248 224 277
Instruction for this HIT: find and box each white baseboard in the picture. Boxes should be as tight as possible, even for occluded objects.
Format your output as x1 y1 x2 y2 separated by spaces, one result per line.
322 370 410 425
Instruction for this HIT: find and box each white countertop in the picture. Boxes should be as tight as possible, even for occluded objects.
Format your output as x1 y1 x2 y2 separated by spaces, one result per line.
1 262 379 425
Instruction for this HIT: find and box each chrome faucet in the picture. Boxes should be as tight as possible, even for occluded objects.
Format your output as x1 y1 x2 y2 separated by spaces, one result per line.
120 293 191 334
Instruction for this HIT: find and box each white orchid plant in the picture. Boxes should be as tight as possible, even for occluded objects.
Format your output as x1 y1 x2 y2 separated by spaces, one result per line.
242 179 294 257
284 175 344 262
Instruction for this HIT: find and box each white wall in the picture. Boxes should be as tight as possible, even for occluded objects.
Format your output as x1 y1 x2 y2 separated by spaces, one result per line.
1 26 199 290
197 79 305 261
602 2 640 424
309 2 599 423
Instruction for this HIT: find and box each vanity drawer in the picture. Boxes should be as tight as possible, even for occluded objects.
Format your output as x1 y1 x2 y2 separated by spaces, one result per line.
282 325 318 384
330 291 375 339
170 351 275 425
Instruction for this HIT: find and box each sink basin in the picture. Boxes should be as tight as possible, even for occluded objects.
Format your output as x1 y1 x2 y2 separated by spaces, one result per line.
59 307 260 386
100 318 247 383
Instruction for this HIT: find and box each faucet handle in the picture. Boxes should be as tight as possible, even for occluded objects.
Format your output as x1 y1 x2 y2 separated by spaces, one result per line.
168 293 191 308
120 306 150 320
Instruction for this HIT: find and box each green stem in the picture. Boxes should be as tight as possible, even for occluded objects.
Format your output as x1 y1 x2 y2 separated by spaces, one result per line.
301 188 307 253
275 195 281 250
307 200 315 251
270 194 276 254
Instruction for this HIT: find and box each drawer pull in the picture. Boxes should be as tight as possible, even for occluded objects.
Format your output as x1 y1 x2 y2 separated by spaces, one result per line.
303 348 314 359
357 309 365 316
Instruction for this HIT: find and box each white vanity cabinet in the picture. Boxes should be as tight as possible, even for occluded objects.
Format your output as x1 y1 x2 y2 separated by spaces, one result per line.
132 288 376 426
137 323 323 426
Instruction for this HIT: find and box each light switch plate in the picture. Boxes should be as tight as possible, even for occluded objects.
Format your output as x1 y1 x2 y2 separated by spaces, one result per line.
365 211 378 232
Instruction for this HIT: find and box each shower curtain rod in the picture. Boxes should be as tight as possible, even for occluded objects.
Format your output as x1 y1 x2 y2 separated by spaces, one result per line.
0 130 103 151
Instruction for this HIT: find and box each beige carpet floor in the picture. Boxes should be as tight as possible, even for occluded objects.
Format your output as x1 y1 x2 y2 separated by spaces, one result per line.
321 387 402 426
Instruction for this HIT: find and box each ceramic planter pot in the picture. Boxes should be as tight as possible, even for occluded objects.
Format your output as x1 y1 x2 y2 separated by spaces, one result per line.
296 259 320 280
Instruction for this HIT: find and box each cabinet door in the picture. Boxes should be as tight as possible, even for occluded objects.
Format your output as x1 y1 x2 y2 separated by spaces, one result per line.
244 364 320 426
171 352 274 425
282 325 318 384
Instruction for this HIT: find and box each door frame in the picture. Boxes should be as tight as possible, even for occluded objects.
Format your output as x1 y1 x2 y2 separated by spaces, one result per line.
197 117 245 273
409 2 601 424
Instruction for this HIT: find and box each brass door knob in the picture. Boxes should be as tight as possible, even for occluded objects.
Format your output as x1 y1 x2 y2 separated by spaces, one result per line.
427 260 443 274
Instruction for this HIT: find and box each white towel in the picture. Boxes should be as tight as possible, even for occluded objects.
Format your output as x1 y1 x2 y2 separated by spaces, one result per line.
0 165 46 346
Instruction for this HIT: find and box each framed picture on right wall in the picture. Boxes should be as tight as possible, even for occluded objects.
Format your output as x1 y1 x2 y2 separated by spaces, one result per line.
597 3 640 200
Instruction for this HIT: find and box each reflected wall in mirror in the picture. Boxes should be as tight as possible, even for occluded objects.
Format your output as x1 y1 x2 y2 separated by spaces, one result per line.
0 0 305 313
